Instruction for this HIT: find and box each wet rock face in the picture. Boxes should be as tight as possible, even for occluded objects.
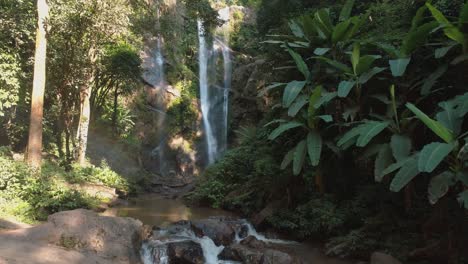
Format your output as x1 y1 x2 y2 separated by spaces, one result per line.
167 241 204 264
190 218 236 246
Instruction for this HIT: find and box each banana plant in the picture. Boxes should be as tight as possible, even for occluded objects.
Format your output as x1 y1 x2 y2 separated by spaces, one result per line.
377 92 468 208
267 85 333 175
426 2 468 56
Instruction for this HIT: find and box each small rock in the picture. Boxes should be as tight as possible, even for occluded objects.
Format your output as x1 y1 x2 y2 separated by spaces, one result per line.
370 252 402 264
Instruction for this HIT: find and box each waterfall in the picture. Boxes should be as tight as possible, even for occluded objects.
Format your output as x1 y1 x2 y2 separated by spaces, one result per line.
198 7 232 165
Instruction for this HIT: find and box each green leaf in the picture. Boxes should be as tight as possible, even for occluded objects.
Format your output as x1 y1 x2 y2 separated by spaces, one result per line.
389 58 411 77
315 57 352 73
459 2 468 26
338 124 363 147
435 45 455 58
356 55 381 75
426 3 465 45
406 103 455 143
314 92 337 109
283 80 307 107
381 156 414 176
314 48 330 56
281 149 294 170
338 80 355 98
339 0 355 22
258 82 286 97
289 20 304 38
401 22 438 56
293 140 307 175
428 171 455 205
307 131 322 166
421 64 448 95
391 134 412 162
436 102 462 135
358 67 386 84
318 115 333 123
268 122 304 140
390 156 419 192
287 47 310 80
308 86 323 127
351 43 360 74
332 20 351 44
356 121 390 147
315 9 334 35
418 142 454 173
288 95 308 117
457 171 468 185
457 190 468 209
375 144 393 182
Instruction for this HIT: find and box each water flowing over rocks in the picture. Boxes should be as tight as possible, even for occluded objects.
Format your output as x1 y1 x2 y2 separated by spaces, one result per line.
141 217 303 264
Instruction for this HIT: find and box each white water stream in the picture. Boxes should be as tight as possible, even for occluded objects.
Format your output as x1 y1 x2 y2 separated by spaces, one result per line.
198 7 232 164
141 219 294 264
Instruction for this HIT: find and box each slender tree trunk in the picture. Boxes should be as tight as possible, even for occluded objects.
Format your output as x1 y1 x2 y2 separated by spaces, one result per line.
76 46 97 166
26 0 49 169
112 87 119 130
76 82 92 165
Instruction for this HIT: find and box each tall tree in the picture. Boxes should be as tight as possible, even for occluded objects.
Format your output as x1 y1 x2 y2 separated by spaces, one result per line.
26 0 49 169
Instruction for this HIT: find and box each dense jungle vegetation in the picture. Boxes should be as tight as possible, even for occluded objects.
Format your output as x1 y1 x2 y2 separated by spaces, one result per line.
0 0 468 263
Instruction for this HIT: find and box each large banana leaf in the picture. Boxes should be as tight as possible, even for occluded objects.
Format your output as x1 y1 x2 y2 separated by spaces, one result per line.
389 58 411 77
338 121 389 147
436 102 462 135
390 134 412 162
307 130 322 166
374 144 393 182
287 47 310 80
283 80 307 107
338 80 355 98
428 171 455 205
269 121 304 140
332 20 351 44
426 3 465 45
281 149 294 170
402 22 438 56
356 55 381 75
356 121 389 147
457 190 468 209
406 103 455 143
314 91 337 109
339 0 355 22
288 95 308 117
390 155 420 192
421 64 448 95
418 142 454 173
293 140 307 175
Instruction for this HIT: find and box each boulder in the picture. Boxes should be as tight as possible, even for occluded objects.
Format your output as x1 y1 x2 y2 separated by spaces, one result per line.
167 241 204 264
261 249 300 264
370 252 402 264
240 235 266 249
191 218 235 246
0 209 145 264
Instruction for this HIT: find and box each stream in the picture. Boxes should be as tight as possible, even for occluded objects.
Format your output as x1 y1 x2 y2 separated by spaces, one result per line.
105 195 351 264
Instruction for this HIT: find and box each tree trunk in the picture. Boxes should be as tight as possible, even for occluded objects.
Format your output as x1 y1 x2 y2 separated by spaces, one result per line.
26 0 49 169
76 83 92 166
76 46 97 166
112 86 119 130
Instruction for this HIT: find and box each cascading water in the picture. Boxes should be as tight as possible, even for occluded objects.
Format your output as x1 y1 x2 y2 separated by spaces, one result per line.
141 219 295 264
198 7 232 164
